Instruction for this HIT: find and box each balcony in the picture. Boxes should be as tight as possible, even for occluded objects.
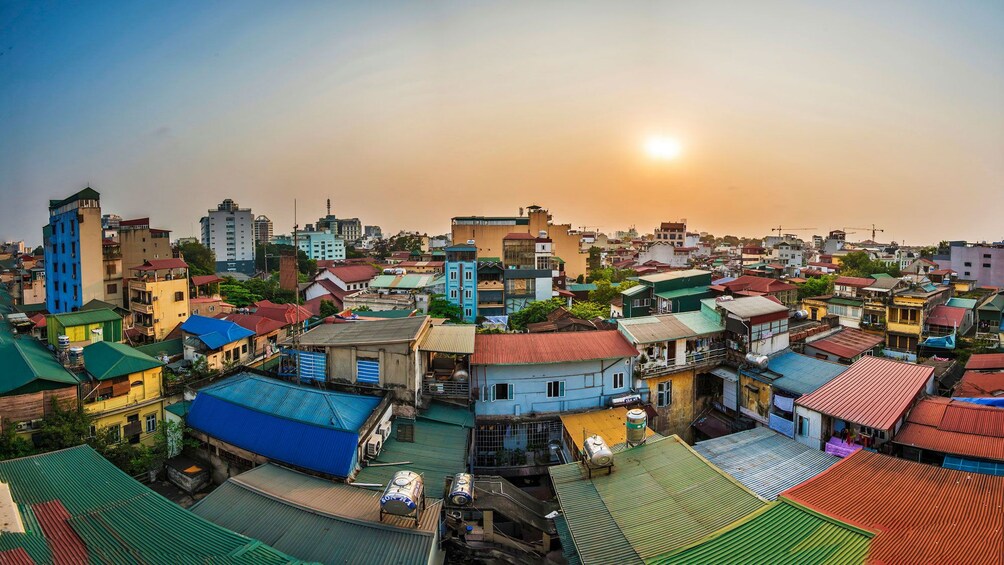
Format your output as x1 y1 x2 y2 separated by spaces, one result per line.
129 279 152 291
638 348 726 378
422 375 470 399
130 302 154 315
132 325 155 336
887 321 921 336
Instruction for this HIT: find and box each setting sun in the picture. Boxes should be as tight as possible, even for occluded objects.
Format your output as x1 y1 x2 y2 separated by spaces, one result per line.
644 135 683 160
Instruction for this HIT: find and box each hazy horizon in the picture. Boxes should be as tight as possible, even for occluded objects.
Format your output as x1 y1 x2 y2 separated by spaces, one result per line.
2 1 1002 247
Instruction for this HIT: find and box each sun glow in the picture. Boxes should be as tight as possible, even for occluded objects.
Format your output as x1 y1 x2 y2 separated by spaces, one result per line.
644 135 683 160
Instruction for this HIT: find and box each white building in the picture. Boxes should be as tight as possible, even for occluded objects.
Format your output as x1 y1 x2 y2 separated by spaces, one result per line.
295 230 346 261
769 241 805 268
201 199 256 275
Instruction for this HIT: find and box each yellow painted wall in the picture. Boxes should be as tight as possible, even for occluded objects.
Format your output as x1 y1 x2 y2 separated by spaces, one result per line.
740 374 772 422
79 206 106 306
147 278 190 340
801 298 828 321
86 367 165 446
646 369 696 443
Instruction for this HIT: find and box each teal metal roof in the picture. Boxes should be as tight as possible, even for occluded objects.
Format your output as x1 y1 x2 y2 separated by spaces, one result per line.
360 309 419 319
826 297 863 307
83 341 163 381
0 332 80 395
568 283 599 292
554 515 583 565
368 273 439 290
742 351 848 396
649 499 873 564
621 285 649 297
549 435 766 564
192 464 440 565
946 297 978 310
355 404 472 493
165 401 191 418
0 446 305 563
654 287 710 300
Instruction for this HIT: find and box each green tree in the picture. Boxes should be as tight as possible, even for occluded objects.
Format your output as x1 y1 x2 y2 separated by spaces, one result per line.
587 246 602 272
508 298 564 330
0 421 35 461
178 242 216 277
589 279 638 305
569 301 608 320
219 281 263 307
838 251 901 278
36 400 93 452
31 245 44 256
319 299 340 317
428 294 465 323
798 275 836 300
346 245 366 259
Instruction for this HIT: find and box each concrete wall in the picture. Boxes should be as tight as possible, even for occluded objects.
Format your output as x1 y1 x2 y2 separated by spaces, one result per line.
793 406 825 450
643 369 696 442
325 341 419 404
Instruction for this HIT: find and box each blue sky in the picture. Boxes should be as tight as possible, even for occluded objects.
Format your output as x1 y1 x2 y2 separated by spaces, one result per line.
2 1 1002 246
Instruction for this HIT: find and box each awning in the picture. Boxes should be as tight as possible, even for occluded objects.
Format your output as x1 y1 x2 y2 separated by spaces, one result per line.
709 367 739 382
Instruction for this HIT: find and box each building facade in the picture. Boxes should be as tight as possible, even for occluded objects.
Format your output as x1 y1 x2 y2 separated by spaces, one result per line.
44 188 104 313
445 243 478 323
200 199 256 275
295 229 346 261
129 259 191 343
253 215 273 245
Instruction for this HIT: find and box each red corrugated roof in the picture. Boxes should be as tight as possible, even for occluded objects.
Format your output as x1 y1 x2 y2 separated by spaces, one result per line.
503 232 536 240
927 305 967 328
254 299 313 324
217 313 286 336
191 274 223 286
781 450 1004 565
325 265 378 283
954 370 1004 398
131 258 188 271
29 313 46 328
966 353 1004 371
720 275 796 294
796 356 933 430
806 328 885 360
893 397 1004 462
834 276 875 287
32 500 88 564
472 331 637 365
930 268 955 276
0 548 34 565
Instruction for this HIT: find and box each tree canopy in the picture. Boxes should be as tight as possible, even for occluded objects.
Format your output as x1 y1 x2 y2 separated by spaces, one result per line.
798 275 836 300
589 279 638 304
428 294 465 323
178 241 216 277
838 251 901 278
254 243 316 276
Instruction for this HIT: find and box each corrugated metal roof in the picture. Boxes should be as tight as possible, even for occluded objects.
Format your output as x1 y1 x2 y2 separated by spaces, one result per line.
834 276 875 287
549 435 766 564
181 315 255 349
296 316 429 346
417 324 475 354
472 331 637 365
947 297 978 309
795 356 933 430
82 341 163 381
744 352 848 397
893 397 1004 462
0 446 303 563
967 353 1004 371
805 328 884 360
368 274 438 290
47 308 121 327
134 337 184 358
0 332 79 395
650 499 873 564
781 450 1004 565
693 428 839 500
639 269 711 283
560 408 656 454
954 370 1004 397
191 464 439 565
617 312 723 344
714 296 789 319
621 284 649 296
927 305 968 328
553 515 583 565
654 287 710 300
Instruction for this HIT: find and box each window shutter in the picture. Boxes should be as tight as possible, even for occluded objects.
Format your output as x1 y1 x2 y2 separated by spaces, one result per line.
559 381 565 397
490 384 496 402
507 383 514 400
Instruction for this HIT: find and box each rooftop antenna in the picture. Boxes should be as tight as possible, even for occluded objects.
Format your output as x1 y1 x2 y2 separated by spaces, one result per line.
327 198 331 217
293 198 301 385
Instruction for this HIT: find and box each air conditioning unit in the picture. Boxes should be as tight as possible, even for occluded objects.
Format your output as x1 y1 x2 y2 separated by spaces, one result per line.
15 421 32 432
365 437 383 459
377 421 392 440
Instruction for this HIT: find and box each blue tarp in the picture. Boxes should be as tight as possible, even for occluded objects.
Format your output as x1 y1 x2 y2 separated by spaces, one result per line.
953 397 1004 408
921 334 955 350
188 393 362 478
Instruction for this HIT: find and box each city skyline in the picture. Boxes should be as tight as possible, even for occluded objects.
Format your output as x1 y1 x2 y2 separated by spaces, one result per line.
2 2 1003 245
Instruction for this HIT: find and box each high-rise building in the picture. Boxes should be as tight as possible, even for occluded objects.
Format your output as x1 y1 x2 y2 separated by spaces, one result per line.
336 218 362 243
253 215 273 245
101 214 122 240
44 187 104 313
200 199 256 275
444 243 478 323
364 225 383 239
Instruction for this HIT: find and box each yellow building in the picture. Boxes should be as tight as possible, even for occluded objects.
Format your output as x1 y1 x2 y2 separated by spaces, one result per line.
645 368 697 442
451 206 588 279
81 341 166 446
129 259 191 343
800 296 829 322
886 286 951 352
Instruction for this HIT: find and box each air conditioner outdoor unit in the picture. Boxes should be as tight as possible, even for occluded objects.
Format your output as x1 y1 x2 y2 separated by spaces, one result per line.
365 437 383 459
377 421 392 440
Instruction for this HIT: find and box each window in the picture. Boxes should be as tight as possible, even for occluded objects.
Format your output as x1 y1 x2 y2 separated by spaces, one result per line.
464 271 472 280
465 308 472 318
964 261 972 267
613 372 625 389
145 414 157 433
357 358 380 384
491 382 513 401
241 343 248 354
546 381 565 398
464 289 473 299
450 271 458 280
798 416 809 437
984 263 992 268
984 254 992 259
965 271 971 277
109 425 121 443
450 289 458 299
106 283 117 294
657 381 672 407
174 291 185 301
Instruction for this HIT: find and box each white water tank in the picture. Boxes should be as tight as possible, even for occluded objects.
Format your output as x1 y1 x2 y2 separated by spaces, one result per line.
57 335 70 349
380 471 424 516
626 409 648 446
67 346 84 367
583 435 613 467
792 309 809 320
745 352 769 369
449 473 474 506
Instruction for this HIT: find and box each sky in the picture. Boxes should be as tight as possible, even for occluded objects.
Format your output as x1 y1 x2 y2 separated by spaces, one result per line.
1 1 1002 247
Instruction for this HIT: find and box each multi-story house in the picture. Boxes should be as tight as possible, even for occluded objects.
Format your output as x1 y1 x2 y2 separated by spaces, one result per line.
117 218 173 308
44 187 104 313
80 341 166 446
101 238 123 308
445 242 478 322
253 215 273 245
501 233 554 315
200 199 256 276
937 242 1004 288
294 229 346 261
711 275 798 308
476 260 505 318
129 259 191 343
620 269 713 318
885 284 951 359
859 275 905 333
181 315 255 371
654 221 687 246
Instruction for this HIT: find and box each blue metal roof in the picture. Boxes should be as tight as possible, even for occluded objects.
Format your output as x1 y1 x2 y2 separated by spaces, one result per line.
742 351 847 396
198 373 380 431
181 315 255 350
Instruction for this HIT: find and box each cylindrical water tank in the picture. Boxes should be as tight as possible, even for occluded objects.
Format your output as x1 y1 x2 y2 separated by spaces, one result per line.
583 435 613 467
792 309 809 320
449 473 474 506
57 335 71 349
68 346 84 366
626 408 648 446
451 368 469 382
380 470 424 516
745 352 769 369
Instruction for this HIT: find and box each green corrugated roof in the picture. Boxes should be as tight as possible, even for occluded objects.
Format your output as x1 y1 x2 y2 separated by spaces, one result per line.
360 309 418 319
134 337 184 358
0 334 80 395
355 405 472 493
654 286 710 300
622 285 649 297
554 515 583 565
648 500 873 564
826 297 863 307
550 435 766 564
870 273 893 279
0 446 307 563
979 294 1004 313
568 283 599 292
83 341 164 381
165 401 192 418
49 308 122 327
946 297 978 310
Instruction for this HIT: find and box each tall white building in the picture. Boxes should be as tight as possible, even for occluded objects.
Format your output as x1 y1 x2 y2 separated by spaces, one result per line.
253 215 273 246
295 229 346 261
200 199 256 275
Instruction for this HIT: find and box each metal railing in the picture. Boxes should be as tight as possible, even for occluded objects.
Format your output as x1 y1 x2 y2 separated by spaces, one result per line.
423 377 470 398
639 348 726 377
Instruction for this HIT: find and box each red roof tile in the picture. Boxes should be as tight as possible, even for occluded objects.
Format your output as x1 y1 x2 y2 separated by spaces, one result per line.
781 450 1004 565
796 356 934 430
191 274 223 286
131 258 188 271
720 275 796 294
834 276 875 287
893 397 1004 462
954 370 1004 398
324 265 378 283
806 328 885 360
966 353 1004 371
927 305 968 328
32 500 88 564
472 331 636 365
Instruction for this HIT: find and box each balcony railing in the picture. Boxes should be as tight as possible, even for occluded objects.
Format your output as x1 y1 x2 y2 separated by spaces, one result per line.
422 376 470 398
639 348 726 377
130 302 154 315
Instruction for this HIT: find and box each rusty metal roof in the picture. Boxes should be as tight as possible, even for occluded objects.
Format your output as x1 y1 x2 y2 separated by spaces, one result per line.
472 330 637 365
805 328 885 360
954 370 1004 398
966 353 1004 371
781 450 1004 565
893 397 1004 462
417 324 475 354
796 356 934 430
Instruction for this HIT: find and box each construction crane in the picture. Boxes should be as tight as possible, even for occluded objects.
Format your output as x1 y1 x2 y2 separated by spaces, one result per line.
844 224 885 241
771 226 816 237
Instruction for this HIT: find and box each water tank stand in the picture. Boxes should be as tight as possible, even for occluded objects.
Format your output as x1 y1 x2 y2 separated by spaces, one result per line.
380 498 425 527
582 460 614 479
